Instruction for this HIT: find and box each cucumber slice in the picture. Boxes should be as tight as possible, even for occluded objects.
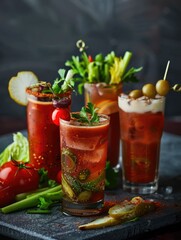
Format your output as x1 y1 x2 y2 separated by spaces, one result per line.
65 174 82 195
78 191 92 202
62 148 77 172
62 175 76 200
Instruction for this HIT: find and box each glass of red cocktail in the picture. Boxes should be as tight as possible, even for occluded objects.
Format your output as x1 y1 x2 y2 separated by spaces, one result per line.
84 83 122 167
26 85 70 180
118 94 165 194
60 110 110 216
66 40 142 168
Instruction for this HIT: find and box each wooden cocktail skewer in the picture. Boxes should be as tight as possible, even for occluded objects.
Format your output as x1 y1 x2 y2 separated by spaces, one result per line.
172 83 181 92
163 60 181 92
163 60 170 80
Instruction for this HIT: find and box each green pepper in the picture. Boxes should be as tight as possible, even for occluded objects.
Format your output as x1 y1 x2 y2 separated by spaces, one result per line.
80 171 105 191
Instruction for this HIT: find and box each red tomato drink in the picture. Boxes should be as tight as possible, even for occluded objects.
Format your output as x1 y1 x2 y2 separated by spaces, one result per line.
60 113 110 216
84 83 122 167
118 94 165 194
26 88 70 180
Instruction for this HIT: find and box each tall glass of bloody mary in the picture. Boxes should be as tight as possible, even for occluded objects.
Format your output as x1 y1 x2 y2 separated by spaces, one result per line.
84 83 122 167
118 94 165 194
66 41 142 167
26 86 70 180
60 112 110 216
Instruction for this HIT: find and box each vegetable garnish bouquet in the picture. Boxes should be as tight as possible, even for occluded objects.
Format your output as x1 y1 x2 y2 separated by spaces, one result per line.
66 40 142 168
65 40 143 94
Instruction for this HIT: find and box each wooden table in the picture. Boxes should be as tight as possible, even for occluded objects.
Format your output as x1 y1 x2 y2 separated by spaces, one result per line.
0 131 181 240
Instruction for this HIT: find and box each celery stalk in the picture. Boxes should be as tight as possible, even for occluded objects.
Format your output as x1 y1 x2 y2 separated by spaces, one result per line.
45 191 63 201
1 185 62 214
15 187 49 201
121 51 132 76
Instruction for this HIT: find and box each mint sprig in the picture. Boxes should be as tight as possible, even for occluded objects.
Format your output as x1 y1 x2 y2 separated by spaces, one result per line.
72 102 99 125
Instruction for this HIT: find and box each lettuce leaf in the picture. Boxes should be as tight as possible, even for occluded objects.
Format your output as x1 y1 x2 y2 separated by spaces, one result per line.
0 132 29 166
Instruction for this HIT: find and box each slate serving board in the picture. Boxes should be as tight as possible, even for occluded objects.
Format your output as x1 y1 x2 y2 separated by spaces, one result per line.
0 132 181 240
0 189 181 240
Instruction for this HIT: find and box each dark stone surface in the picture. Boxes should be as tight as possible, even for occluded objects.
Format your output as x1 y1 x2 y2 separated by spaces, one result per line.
0 132 181 240
0 0 181 122
0 195 180 240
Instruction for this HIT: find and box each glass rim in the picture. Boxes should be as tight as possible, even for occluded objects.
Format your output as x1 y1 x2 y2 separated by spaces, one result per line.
118 94 165 113
27 94 53 104
84 82 122 88
60 112 110 127
26 90 71 103
26 88 71 99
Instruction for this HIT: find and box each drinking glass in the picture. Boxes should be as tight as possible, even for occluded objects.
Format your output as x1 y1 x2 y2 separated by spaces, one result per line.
26 89 70 180
118 94 165 194
60 113 110 216
84 83 122 167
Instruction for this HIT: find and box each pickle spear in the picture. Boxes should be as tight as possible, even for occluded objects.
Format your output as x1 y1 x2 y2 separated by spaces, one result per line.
79 215 122 230
79 196 156 230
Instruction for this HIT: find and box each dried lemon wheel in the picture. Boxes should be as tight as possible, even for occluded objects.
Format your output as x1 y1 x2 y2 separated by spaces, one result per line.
8 71 39 106
96 100 118 115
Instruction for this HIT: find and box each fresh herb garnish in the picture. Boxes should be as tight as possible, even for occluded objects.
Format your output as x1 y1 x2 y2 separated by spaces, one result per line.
65 40 142 94
122 66 143 82
42 69 75 96
38 168 58 188
52 69 75 94
72 102 99 125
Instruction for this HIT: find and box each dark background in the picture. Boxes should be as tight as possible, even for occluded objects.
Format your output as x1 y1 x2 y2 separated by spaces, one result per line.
0 0 181 135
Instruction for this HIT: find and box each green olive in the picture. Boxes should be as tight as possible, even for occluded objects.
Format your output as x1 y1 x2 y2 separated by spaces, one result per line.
129 89 143 99
142 83 156 98
156 79 170 96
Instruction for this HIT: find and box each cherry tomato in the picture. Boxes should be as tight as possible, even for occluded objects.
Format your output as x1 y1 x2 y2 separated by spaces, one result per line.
0 184 15 207
0 160 40 194
52 108 70 126
56 170 62 184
